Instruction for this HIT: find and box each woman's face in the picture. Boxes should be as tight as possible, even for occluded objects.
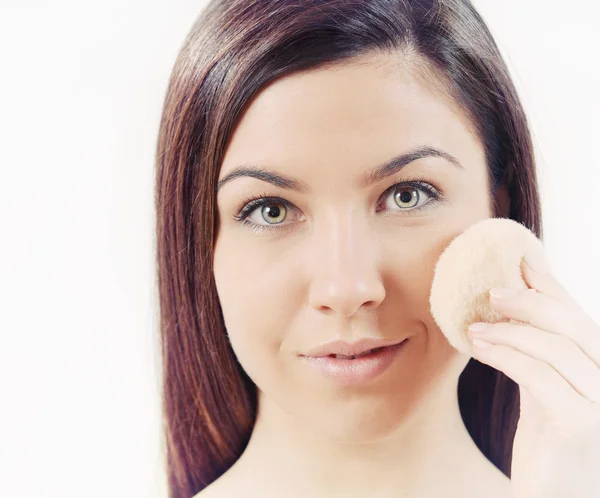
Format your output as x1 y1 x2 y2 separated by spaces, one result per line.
213 53 495 441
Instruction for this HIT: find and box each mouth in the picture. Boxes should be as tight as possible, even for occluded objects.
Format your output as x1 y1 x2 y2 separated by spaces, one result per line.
300 340 409 385
302 337 407 359
325 346 387 360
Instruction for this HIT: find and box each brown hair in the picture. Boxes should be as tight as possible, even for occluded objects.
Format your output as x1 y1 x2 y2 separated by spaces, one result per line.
154 1 542 496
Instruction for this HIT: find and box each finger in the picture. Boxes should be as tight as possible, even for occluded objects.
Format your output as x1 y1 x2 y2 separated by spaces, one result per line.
520 255 576 305
469 338 591 417
469 321 600 403
490 287 578 337
490 288 600 369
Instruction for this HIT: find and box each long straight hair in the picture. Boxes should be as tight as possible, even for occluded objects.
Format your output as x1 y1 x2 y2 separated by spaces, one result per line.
154 1 542 496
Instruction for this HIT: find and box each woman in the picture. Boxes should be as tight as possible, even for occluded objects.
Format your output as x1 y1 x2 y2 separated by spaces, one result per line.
155 1 600 497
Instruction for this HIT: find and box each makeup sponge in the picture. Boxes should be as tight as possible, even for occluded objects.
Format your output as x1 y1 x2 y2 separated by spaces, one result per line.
429 217 547 356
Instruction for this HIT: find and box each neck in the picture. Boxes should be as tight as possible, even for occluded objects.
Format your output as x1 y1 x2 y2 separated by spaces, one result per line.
226 364 504 497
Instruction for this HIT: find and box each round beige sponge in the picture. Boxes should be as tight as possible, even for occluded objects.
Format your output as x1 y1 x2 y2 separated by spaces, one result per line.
429 217 547 356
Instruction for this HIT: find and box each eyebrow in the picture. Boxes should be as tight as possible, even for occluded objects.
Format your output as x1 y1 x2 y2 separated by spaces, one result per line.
216 145 464 194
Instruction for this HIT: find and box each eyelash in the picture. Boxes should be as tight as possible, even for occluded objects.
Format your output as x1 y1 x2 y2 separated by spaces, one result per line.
232 179 443 234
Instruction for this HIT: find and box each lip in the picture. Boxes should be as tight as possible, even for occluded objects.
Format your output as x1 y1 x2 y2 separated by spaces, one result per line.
299 339 408 386
302 337 406 358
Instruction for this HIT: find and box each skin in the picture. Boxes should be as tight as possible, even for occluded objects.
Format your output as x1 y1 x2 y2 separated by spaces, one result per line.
207 51 512 498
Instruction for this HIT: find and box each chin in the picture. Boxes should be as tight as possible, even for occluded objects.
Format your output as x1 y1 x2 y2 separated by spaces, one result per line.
295 396 411 444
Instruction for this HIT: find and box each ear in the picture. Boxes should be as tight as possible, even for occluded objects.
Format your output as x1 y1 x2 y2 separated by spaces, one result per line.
493 184 511 218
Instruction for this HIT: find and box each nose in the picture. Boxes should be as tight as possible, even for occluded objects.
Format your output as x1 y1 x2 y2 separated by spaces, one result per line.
307 211 386 317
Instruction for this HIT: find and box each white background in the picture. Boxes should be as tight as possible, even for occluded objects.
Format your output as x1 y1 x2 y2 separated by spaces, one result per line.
0 1 598 497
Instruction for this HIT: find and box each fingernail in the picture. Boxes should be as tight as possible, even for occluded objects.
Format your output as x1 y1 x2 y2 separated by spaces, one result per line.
489 287 520 299
468 322 489 333
524 251 549 274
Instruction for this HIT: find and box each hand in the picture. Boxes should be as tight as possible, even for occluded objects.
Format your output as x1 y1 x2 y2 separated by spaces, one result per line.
466 255 600 498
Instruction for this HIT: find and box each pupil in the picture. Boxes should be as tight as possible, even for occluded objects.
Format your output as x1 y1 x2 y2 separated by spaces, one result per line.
266 205 280 219
400 190 413 203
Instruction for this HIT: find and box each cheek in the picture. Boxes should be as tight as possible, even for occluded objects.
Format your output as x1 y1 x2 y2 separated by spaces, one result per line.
216 285 284 389
213 239 294 377
214 280 278 366
381 226 447 294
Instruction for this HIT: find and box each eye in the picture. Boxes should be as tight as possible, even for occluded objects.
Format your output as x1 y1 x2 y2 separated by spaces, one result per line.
246 200 295 227
377 181 441 214
233 179 443 234
233 195 300 233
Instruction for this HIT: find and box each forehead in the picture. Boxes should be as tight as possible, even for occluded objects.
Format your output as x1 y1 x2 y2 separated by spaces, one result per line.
219 53 482 182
